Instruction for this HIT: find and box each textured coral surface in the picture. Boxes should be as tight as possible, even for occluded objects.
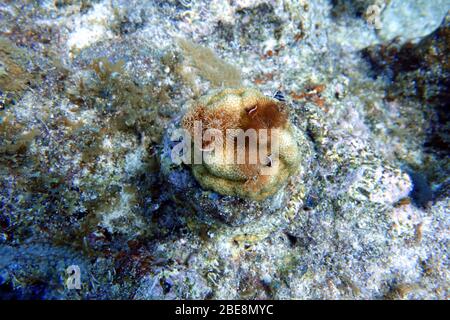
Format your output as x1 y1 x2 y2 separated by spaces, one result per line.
181 87 304 200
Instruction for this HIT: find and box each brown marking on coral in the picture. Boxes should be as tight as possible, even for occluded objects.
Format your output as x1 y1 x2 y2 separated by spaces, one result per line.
182 105 235 136
289 91 304 100
238 105 286 189
311 96 326 109
294 32 304 42
308 84 326 94
290 84 327 110
384 283 418 300
182 89 297 199
244 173 272 194
183 99 285 186
239 150 264 182
242 100 287 131
235 100 287 187
254 73 274 85
183 99 287 140
261 45 285 60
274 45 285 56
415 222 424 244
394 197 411 207
290 84 326 100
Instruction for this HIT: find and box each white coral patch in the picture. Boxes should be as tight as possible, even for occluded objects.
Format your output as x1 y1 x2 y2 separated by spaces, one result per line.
369 167 413 204
100 189 145 235
124 146 146 176
67 2 114 53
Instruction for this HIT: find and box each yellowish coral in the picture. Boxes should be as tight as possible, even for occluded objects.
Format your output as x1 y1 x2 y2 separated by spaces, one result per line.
182 87 304 201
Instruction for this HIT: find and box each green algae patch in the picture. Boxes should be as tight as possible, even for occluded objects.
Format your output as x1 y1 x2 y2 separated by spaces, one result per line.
0 114 40 163
176 38 242 88
0 37 37 103
67 57 164 143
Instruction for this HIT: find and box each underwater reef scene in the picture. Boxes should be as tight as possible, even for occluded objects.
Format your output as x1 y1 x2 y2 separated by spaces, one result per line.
0 0 449 300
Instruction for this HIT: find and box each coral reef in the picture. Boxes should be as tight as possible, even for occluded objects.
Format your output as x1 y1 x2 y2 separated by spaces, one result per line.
0 0 448 300
363 13 450 200
181 87 306 201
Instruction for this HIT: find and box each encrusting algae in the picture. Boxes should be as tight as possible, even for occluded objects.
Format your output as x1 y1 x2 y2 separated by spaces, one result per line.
181 87 303 201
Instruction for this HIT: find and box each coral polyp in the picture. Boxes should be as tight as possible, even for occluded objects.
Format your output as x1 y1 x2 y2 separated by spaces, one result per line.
181 87 303 201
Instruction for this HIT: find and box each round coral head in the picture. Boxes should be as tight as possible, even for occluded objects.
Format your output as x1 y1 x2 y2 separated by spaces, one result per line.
182 87 301 201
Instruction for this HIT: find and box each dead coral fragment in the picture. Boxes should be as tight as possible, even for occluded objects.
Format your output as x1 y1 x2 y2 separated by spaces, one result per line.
177 38 242 88
182 87 301 201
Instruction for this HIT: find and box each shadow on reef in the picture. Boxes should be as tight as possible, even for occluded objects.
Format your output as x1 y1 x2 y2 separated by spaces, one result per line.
362 13 450 202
